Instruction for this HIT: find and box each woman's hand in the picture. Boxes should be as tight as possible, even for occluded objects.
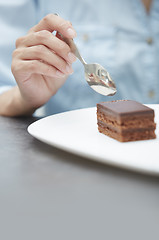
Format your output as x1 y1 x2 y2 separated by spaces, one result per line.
11 14 77 110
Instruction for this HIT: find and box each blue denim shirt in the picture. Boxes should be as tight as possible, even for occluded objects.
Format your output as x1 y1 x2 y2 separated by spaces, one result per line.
0 0 159 115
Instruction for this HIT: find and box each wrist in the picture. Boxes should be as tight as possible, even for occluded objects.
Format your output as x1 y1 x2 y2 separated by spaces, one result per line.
14 86 37 116
0 86 36 116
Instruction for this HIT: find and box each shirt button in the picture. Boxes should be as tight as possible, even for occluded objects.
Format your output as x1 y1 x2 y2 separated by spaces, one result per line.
148 90 155 98
82 33 89 42
146 37 153 45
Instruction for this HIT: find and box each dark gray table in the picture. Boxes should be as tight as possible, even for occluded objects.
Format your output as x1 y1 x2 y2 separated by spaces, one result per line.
0 116 159 240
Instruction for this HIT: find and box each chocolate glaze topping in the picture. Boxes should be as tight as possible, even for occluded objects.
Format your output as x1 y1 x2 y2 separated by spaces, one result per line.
97 100 154 117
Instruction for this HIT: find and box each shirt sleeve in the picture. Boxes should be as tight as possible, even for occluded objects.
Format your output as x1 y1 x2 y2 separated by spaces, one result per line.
0 0 39 93
0 86 13 95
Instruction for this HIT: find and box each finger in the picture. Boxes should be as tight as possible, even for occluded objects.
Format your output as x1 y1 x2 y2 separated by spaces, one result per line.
29 14 77 38
15 31 76 64
14 45 74 75
12 59 69 79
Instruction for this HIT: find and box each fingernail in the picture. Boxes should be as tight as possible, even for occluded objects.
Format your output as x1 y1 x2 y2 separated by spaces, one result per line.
56 70 65 77
67 28 77 38
68 52 76 63
66 64 73 74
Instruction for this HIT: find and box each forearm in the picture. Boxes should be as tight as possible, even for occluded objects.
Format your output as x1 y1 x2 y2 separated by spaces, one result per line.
0 86 36 117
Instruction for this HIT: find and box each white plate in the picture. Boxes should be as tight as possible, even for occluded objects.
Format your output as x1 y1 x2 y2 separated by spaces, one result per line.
28 104 159 175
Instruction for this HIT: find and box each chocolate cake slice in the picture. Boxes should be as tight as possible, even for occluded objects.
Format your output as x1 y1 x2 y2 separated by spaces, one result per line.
97 100 156 142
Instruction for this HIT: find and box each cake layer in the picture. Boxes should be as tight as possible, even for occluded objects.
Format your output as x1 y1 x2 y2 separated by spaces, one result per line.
98 123 156 142
98 119 156 134
97 111 156 132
